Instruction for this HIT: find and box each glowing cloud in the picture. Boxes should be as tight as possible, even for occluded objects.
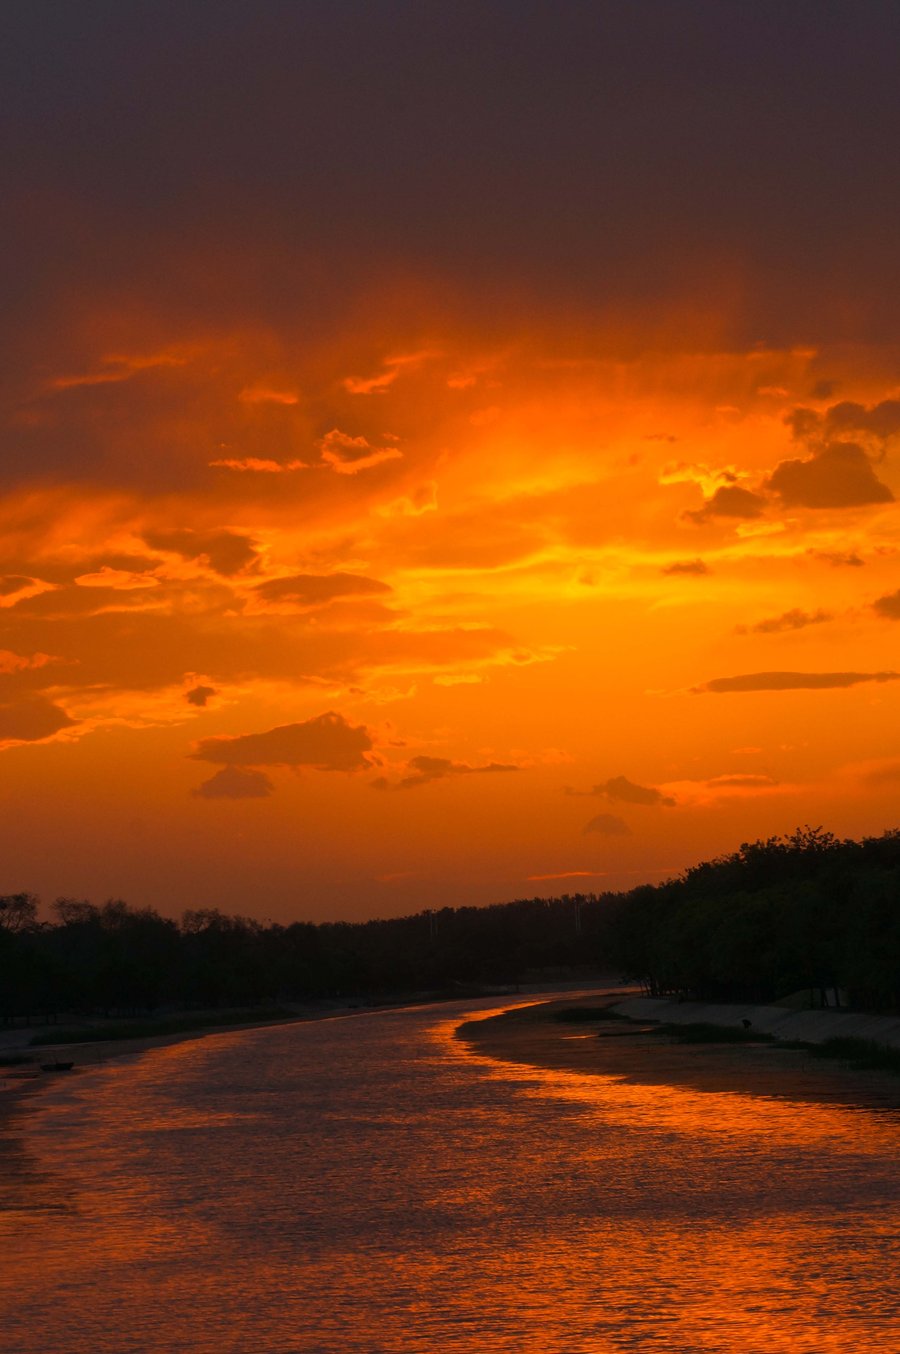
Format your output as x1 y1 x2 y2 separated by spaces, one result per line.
318 429 403 475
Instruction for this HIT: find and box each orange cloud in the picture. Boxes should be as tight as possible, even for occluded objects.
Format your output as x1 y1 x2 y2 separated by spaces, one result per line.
238 387 299 405
318 429 403 475
209 457 307 473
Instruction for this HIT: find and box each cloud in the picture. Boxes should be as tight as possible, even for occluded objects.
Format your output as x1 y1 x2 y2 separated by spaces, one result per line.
0 650 55 674
765 442 893 509
582 813 631 836
209 456 307 473
372 754 519 790
192 766 274 799
191 710 375 770
342 349 435 394
237 386 299 405
0 696 76 743
48 350 188 391
662 559 709 576
789 398 900 448
74 565 159 590
318 429 403 475
657 771 784 805
695 670 900 693
0 576 34 596
684 484 768 523
185 684 217 707
705 773 778 788
736 608 832 635
807 548 865 567
567 775 675 807
377 481 438 518
143 528 258 576
872 589 900 620
252 572 391 608
526 870 608 881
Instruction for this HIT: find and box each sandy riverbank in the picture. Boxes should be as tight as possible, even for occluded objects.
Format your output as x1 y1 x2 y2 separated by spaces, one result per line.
457 996 900 1110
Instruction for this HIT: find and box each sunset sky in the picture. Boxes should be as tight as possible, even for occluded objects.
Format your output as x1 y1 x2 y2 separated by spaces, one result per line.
4 2 900 921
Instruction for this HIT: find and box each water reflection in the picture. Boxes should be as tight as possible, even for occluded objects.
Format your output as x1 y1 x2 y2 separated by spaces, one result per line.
2 996 899 1353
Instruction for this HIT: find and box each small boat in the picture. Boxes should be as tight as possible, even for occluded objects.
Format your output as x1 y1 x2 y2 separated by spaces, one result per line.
40 1061 74 1072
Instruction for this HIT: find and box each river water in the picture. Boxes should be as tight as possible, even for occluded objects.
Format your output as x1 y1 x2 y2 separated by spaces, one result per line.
2 994 899 1353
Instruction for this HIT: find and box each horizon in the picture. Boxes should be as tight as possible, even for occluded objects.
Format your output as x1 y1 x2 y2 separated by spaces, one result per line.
4 4 900 922
15 821 894 930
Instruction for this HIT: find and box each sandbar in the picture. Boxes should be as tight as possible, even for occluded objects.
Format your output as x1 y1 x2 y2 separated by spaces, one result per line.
457 996 900 1111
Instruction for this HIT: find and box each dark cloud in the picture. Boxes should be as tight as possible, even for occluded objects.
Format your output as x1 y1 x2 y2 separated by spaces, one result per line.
0 696 76 742
582 812 631 836
0 576 33 596
771 397 899 510
191 710 375 770
662 559 709 576
736 608 831 635
696 670 900 693
185 684 217 707
192 766 274 799
11 584 161 619
766 442 893 509
253 572 391 606
786 399 900 448
823 399 900 444
872 589 900 620
372 754 519 791
808 548 865 568
684 484 767 523
142 529 258 576
567 775 675 807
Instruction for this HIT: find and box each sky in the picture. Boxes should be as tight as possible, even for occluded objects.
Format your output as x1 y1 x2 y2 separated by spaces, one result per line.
3 1 900 922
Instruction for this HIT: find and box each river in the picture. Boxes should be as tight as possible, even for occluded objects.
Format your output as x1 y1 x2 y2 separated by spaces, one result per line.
1 994 899 1352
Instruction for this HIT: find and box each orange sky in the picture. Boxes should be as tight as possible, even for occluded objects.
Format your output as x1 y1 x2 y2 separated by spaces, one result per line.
4 5 900 920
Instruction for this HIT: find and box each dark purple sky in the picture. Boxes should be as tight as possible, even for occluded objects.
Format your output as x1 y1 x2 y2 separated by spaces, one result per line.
4 1 900 347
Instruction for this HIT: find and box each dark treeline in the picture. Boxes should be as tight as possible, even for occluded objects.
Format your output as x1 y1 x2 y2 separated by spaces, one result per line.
0 891 604 1023
2 826 899 1024
607 826 900 1011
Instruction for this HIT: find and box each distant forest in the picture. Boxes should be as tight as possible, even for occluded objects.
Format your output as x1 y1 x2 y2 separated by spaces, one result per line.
2 827 899 1023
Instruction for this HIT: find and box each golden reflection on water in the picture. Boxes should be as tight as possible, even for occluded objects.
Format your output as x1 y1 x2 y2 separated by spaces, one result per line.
1 998 899 1354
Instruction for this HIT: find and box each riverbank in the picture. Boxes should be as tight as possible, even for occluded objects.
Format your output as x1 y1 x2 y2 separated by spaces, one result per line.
0 982 612 1122
457 996 900 1109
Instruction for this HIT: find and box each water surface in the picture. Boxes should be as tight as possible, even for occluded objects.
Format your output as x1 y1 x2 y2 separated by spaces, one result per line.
2 996 898 1352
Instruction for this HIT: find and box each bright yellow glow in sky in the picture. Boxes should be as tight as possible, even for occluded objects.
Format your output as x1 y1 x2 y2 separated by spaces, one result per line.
4 318 900 919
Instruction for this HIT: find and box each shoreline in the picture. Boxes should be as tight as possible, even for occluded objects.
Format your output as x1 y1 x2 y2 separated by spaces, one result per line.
0 984 613 1124
457 996 900 1111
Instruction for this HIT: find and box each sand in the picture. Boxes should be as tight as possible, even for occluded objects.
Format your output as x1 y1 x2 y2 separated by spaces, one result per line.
457 996 900 1111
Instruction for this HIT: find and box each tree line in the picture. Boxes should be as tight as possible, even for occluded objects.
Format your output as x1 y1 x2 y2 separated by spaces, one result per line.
1 826 899 1023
